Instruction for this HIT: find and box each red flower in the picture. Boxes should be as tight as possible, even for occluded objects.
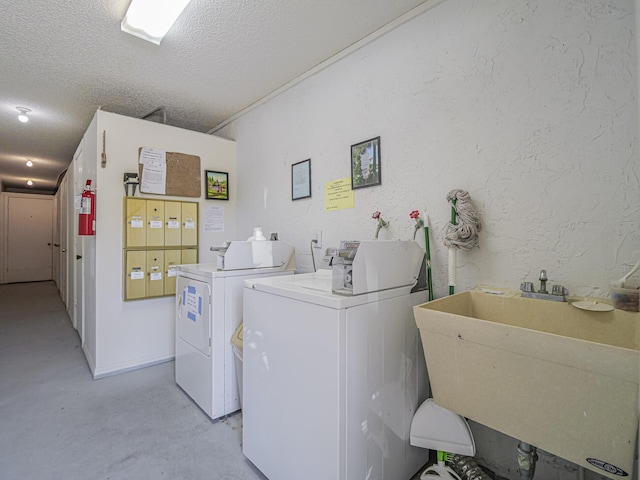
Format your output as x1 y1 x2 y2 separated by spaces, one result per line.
371 211 389 239
411 210 424 239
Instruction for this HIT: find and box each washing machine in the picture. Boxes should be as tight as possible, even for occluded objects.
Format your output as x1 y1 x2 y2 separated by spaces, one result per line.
242 241 430 480
175 240 294 420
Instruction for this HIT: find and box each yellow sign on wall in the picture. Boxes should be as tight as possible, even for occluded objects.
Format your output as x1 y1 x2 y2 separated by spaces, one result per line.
325 178 354 211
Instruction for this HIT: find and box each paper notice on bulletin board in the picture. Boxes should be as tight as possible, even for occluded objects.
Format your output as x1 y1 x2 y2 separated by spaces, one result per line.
139 147 167 195
325 178 354 211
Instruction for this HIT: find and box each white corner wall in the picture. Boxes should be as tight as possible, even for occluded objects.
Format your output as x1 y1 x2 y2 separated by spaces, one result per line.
219 1 637 479
82 110 236 378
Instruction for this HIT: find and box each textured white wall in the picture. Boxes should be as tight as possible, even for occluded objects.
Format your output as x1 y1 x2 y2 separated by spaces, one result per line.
222 0 638 301
219 0 637 478
80 110 236 378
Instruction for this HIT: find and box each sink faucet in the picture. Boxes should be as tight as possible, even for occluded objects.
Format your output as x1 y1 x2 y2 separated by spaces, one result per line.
520 269 568 302
538 269 548 294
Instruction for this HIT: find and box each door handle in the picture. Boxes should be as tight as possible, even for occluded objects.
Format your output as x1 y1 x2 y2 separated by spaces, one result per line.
62 248 67 253
76 255 82 260
54 243 60 247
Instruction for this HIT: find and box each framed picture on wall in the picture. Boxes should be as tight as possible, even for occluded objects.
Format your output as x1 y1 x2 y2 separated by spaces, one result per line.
291 159 311 200
205 170 229 200
351 136 381 190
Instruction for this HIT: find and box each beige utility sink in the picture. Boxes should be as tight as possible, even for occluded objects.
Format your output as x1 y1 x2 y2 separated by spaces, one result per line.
414 290 639 479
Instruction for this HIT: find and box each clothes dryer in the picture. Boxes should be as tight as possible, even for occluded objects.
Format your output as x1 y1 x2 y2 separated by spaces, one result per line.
175 241 294 420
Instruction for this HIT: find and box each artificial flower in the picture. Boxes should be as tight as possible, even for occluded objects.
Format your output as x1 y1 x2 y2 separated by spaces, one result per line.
372 211 389 239
410 210 424 240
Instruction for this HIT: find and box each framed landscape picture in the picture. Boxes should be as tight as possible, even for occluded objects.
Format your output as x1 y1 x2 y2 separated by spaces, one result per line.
205 170 229 200
351 136 381 189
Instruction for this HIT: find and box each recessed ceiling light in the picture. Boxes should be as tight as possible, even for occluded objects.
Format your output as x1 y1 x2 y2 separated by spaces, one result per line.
121 0 192 45
26 160 33 167
27 180 33 186
16 107 31 123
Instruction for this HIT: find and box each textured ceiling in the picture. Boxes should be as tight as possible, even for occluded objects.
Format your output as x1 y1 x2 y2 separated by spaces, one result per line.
0 0 434 194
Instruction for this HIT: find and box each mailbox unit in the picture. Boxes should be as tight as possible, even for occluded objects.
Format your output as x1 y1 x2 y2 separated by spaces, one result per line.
123 197 198 300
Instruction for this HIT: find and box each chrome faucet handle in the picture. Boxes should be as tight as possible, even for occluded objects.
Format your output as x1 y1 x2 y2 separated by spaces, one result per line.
539 270 548 281
520 281 535 293
551 284 568 296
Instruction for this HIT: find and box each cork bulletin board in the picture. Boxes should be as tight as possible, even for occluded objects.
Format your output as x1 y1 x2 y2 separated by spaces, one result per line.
138 148 201 198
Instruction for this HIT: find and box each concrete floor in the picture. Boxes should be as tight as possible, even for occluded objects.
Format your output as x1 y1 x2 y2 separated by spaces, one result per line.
0 281 266 480
1 279 624 480
0 281 432 480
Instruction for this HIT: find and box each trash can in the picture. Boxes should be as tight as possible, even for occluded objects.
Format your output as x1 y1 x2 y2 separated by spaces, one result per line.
231 322 244 407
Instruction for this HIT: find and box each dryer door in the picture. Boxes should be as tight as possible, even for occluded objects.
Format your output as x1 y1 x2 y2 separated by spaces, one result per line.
177 276 212 356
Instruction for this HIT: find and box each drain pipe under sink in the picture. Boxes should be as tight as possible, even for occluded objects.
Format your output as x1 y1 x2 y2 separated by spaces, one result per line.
448 454 492 480
517 441 538 480
448 440 538 480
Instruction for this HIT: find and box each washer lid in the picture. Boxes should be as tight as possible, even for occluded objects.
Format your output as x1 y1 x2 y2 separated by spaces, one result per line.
244 270 414 309
177 262 294 279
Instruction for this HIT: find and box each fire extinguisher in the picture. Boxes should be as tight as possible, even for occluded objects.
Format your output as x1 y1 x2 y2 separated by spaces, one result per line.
78 180 96 236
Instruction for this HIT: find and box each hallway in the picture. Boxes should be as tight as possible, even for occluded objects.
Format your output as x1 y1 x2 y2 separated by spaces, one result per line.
0 281 264 480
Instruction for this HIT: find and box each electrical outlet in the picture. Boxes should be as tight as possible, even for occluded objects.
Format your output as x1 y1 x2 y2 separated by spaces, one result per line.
312 229 322 248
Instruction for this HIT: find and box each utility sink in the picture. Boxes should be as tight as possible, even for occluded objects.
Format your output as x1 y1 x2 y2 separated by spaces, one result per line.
414 290 639 479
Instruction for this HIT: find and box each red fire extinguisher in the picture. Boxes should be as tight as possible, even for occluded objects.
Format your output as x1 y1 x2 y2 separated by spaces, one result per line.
78 180 96 236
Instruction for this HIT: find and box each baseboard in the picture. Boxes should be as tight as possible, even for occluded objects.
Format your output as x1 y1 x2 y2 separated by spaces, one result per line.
81 340 96 376
92 355 175 380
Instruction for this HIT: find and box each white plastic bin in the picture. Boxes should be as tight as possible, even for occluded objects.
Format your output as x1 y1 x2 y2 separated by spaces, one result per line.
231 322 243 407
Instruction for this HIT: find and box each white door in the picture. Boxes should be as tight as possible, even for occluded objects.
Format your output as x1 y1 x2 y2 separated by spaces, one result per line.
6 195 54 283
65 163 75 318
73 235 84 336
52 195 59 288
72 147 84 337
58 175 69 306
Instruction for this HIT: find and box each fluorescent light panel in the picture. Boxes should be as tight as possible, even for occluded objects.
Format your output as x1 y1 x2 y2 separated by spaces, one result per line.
121 0 192 45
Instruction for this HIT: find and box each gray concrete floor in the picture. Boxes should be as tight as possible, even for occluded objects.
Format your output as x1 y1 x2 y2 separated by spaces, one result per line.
0 281 431 480
0 281 266 480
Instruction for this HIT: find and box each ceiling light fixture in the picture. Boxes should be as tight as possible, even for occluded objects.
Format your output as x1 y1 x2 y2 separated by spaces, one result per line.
17 107 31 123
26 159 33 167
121 0 192 45
27 180 33 186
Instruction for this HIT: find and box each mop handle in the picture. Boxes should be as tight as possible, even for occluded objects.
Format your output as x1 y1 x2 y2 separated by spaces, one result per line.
424 224 434 301
448 248 456 294
448 198 457 295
